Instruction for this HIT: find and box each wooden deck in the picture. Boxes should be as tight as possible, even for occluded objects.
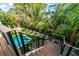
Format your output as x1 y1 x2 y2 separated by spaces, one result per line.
0 37 16 56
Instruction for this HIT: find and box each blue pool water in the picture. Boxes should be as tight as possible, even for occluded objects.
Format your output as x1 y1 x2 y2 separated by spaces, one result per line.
12 34 31 48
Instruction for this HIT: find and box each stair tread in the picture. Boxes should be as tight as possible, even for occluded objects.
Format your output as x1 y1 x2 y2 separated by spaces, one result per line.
41 47 54 55
34 50 44 56
26 41 61 56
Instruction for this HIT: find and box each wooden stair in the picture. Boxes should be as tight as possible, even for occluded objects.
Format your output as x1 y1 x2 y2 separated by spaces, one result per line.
25 41 61 56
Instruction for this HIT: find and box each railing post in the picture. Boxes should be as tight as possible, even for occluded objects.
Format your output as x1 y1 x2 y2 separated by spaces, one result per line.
13 30 21 48
66 46 72 56
30 42 33 50
60 38 63 55
36 40 38 48
37 37 41 48
37 39 40 48
19 32 26 53
61 44 65 55
1 32 9 44
42 39 44 46
7 32 20 56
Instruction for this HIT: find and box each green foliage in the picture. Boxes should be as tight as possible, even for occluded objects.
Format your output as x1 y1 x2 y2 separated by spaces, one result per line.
36 22 49 33
1 3 79 47
26 33 39 42
55 24 72 41
51 3 79 46
0 11 16 28
12 3 47 30
13 3 46 22
29 22 37 30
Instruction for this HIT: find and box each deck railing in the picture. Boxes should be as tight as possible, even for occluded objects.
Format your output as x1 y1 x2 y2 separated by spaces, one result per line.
1 30 65 56
62 44 79 56
1 30 79 56
6 31 48 55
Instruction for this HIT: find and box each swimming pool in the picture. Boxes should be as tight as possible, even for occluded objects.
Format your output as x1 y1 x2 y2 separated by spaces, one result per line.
12 34 31 48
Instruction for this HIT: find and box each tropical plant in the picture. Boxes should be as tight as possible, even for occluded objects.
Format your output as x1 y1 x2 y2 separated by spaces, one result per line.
36 22 49 33
51 3 79 46
55 24 72 41
0 11 17 28
10 3 47 30
1 3 79 47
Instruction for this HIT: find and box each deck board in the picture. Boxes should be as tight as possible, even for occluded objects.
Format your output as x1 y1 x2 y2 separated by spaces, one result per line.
0 37 17 56
0 45 5 56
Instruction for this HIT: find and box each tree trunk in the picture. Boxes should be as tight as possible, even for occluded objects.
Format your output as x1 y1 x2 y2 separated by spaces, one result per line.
70 31 77 46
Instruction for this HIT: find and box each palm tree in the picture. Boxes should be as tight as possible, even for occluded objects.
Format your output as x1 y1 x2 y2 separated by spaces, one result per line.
51 3 79 46
11 3 47 29
0 11 16 28
13 3 46 21
36 22 49 33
